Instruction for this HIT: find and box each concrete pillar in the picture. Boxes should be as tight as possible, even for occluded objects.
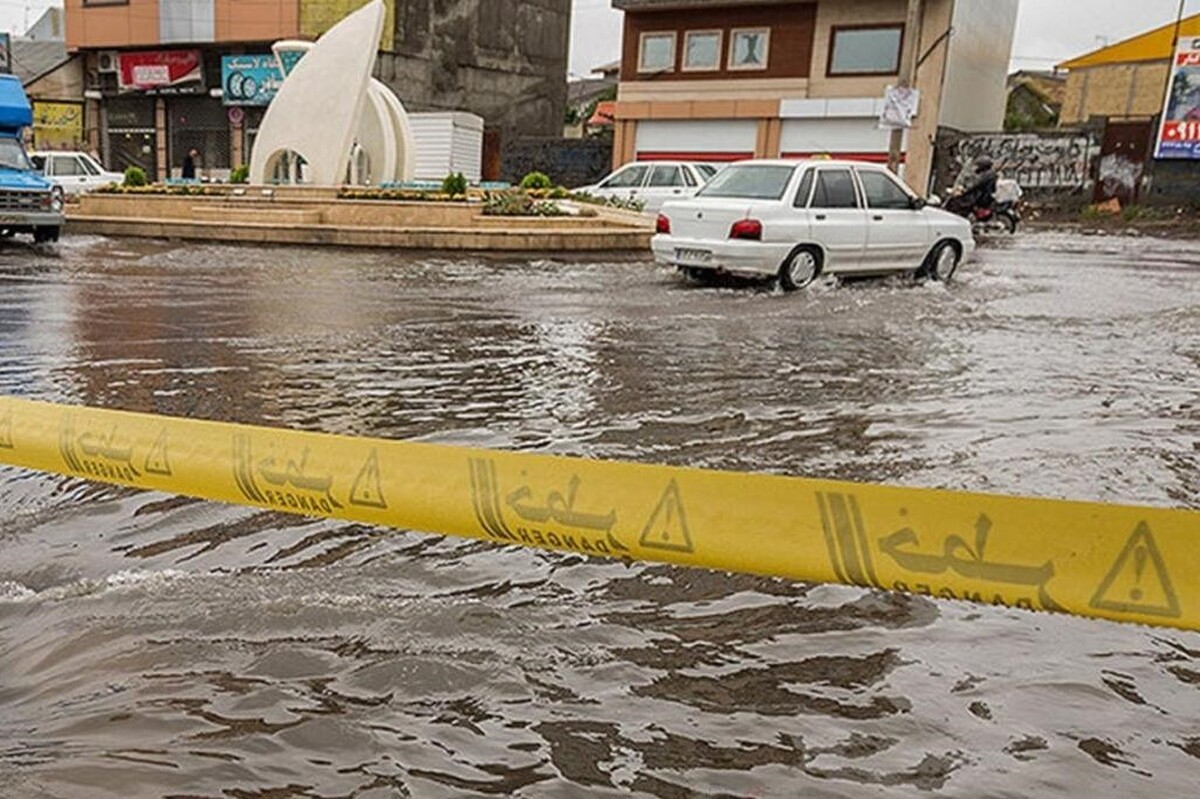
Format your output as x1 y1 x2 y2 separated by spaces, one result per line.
155 98 167 181
231 116 244 168
756 118 782 158
85 98 101 154
613 120 636 169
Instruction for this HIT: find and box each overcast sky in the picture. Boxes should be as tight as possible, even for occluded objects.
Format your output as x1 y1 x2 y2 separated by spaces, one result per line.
3 1 1196 79
568 0 1200 77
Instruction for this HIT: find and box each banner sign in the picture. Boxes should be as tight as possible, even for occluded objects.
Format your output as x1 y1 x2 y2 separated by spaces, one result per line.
221 55 284 106
118 50 204 94
1155 37 1200 160
32 101 84 150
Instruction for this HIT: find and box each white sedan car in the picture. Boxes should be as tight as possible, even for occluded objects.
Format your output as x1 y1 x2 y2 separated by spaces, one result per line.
652 159 975 290
30 151 124 195
575 161 719 212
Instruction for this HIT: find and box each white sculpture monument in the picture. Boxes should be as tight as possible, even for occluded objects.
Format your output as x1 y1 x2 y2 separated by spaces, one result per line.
249 0 416 186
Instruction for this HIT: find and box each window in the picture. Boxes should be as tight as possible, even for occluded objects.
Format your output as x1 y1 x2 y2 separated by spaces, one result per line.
810 170 859 209
79 155 103 176
648 165 685 187
858 169 913 209
639 32 676 73
828 25 903 76
0 139 31 171
695 164 718 180
52 156 83 177
792 169 815 208
681 168 697 187
729 29 769 70
601 165 649 189
697 165 796 200
683 30 722 72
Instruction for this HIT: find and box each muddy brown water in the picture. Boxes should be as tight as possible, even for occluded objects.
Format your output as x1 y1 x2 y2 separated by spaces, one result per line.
1 233 1198 798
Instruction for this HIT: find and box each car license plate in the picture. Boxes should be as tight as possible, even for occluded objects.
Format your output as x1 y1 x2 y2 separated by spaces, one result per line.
0 215 24 224
675 248 712 265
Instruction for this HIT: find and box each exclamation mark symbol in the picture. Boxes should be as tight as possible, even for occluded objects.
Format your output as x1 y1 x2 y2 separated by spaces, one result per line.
1130 545 1147 601
659 502 674 543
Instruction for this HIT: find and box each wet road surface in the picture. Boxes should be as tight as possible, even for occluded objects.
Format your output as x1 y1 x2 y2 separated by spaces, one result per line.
1 233 1199 797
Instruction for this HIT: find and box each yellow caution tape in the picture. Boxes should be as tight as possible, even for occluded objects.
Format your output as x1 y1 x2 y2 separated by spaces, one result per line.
1 396 1197 631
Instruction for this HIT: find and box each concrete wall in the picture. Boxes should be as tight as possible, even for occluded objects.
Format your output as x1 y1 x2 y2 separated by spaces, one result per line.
376 0 571 138
940 0 1019 132
1145 159 1200 208
1060 62 1172 124
501 137 613 187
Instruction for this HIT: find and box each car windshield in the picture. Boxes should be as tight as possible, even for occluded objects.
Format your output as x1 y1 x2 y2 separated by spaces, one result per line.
697 165 796 200
0 139 31 171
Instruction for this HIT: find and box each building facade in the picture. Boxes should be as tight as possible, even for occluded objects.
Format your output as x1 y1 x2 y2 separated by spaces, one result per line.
64 0 570 180
1057 14 1200 126
609 0 1019 191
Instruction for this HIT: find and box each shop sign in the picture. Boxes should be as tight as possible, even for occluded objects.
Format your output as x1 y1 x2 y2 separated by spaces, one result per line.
118 50 204 94
32 101 84 150
1155 37 1200 160
221 55 284 106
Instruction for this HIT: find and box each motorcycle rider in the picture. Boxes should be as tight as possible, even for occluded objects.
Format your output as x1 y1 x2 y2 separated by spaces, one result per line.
959 157 999 212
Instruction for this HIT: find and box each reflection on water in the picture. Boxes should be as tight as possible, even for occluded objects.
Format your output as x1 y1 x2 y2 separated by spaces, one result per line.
1 233 1199 796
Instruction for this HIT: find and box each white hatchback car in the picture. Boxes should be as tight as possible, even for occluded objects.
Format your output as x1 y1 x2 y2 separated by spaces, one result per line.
653 159 975 290
30 151 124 195
575 161 719 213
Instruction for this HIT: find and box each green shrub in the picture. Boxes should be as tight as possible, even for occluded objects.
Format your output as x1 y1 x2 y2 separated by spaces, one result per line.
442 172 468 196
123 166 147 188
520 171 552 190
230 164 250 184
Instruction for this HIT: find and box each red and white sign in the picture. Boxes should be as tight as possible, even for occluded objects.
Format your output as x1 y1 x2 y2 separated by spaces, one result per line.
1156 38 1200 159
118 50 203 92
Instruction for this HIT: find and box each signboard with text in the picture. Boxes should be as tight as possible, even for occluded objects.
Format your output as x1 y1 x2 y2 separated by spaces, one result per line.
221 55 284 106
1155 37 1200 160
118 50 204 95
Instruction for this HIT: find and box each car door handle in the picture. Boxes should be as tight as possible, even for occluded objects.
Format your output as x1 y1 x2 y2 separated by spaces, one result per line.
814 214 827 221
872 215 884 221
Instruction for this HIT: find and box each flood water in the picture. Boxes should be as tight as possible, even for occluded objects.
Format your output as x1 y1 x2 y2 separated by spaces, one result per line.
1 232 1198 798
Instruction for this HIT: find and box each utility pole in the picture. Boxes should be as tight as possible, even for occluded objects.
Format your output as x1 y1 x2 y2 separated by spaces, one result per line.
888 0 924 175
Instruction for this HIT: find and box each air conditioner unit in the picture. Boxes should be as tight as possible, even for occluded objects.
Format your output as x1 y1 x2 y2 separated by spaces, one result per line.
97 51 118 74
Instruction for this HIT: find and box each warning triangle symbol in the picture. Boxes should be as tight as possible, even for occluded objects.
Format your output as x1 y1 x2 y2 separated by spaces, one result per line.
639 480 694 553
144 428 171 475
1089 522 1181 619
349 450 387 509
0 405 11 449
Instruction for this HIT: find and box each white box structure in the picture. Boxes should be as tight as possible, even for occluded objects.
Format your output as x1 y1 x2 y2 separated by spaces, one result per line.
409 112 484 183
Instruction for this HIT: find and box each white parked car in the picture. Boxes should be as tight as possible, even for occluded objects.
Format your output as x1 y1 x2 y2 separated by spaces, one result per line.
30 151 124 195
653 159 975 291
575 161 719 212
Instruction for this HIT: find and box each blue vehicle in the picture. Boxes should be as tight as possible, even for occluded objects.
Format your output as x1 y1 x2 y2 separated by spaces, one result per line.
0 74 64 243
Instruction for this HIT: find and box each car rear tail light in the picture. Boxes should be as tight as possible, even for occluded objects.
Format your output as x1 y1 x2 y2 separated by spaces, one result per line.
729 218 762 241
655 214 671 234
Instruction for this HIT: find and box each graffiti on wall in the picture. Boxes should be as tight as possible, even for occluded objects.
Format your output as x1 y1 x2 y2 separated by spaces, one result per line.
954 134 1098 188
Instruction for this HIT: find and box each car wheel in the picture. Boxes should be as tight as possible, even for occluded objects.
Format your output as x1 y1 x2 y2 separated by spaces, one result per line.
924 241 960 282
778 247 820 292
33 226 59 244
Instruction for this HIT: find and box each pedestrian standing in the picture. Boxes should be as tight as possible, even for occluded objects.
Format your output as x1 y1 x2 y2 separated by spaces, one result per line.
182 148 200 180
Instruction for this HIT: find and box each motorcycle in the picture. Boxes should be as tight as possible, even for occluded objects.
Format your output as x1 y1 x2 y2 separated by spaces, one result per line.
943 179 1022 235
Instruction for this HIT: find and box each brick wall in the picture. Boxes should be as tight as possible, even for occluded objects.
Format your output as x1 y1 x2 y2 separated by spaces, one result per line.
1060 62 1171 124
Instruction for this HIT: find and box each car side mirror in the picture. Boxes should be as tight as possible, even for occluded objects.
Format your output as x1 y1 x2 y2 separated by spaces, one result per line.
909 196 927 210
926 194 942 207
